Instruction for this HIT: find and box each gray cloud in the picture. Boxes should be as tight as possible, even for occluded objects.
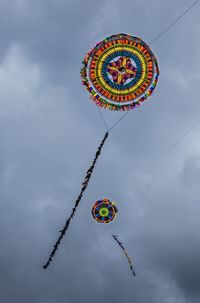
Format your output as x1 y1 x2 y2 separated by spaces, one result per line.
0 0 200 302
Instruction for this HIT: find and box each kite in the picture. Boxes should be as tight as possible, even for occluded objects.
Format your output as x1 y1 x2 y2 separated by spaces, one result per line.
112 234 136 276
91 198 135 277
91 198 118 223
81 33 159 111
43 33 159 269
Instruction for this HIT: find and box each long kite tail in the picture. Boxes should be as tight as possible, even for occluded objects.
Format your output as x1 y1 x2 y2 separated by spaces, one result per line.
43 132 109 269
112 234 136 276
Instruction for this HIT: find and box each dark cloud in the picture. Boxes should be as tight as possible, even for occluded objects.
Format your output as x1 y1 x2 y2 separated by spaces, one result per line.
0 0 200 302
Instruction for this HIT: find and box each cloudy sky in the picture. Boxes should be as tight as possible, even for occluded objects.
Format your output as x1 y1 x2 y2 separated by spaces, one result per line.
1 0 200 302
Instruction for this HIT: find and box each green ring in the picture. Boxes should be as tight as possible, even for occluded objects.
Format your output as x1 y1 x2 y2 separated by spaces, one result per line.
99 207 109 217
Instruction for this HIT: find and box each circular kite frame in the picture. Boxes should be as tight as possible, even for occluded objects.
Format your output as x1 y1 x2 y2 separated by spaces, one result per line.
91 198 118 224
81 33 159 111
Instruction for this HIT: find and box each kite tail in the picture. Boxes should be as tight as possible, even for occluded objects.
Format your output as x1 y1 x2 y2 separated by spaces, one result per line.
112 235 136 277
43 131 109 269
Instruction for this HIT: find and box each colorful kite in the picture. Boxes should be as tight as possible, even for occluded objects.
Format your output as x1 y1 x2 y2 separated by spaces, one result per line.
113 234 136 276
43 33 159 270
91 198 118 223
81 33 159 111
91 198 135 277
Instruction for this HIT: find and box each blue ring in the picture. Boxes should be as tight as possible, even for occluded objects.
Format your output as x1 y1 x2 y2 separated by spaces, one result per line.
101 51 143 91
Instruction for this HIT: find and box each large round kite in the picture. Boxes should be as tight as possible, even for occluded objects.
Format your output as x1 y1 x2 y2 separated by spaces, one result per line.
81 33 159 111
91 198 118 223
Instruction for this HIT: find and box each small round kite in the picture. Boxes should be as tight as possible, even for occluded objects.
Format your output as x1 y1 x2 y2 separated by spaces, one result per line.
91 198 118 223
81 33 159 111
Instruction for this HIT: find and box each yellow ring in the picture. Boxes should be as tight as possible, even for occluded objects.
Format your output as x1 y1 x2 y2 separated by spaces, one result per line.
91 45 152 97
96 46 148 95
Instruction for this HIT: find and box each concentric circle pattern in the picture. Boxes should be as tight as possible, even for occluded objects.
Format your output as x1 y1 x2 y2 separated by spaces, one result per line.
91 198 118 223
81 33 159 111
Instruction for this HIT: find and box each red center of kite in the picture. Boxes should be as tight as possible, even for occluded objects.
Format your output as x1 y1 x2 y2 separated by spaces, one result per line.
107 56 137 85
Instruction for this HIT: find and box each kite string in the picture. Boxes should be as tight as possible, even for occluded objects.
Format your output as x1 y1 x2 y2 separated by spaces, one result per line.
97 107 109 131
97 106 129 132
43 131 109 269
108 111 129 132
112 234 136 276
149 0 200 44
132 115 200 183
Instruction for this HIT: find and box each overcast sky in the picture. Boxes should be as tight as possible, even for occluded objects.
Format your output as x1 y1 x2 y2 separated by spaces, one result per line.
0 0 200 302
